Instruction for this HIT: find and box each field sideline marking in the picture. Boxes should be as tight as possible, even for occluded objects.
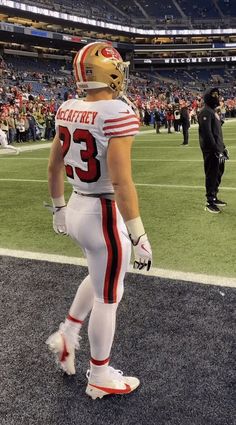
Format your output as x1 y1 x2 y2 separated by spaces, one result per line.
2 157 236 163
0 248 235 288
0 177 236 192
0 118 235 155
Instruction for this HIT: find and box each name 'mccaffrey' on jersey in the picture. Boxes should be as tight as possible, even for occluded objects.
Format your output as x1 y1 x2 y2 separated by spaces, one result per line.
55 98 140 194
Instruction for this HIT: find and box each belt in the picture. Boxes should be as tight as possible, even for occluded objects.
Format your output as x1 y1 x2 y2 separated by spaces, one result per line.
74 191 115 200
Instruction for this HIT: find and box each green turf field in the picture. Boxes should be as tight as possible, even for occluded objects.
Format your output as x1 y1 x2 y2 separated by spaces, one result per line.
0 121 236 277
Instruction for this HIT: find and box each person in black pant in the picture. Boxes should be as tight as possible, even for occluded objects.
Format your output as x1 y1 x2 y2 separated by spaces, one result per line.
173 100 181 132
180 100 190 145
154 108 161 133
198 87 229 214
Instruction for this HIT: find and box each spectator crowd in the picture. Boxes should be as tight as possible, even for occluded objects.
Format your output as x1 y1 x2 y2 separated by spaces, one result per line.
0 56 236 143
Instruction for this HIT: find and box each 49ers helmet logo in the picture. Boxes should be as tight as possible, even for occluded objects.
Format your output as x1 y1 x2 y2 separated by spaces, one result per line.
101 47 122 61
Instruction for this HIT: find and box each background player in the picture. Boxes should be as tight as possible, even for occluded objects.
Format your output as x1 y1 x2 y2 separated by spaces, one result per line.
46 42 152 400
0 128 19 154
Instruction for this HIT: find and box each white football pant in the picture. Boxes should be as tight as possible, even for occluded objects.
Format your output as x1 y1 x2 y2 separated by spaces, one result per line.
66 191 131 304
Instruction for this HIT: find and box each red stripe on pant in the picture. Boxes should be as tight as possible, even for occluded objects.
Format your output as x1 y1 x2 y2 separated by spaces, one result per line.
101 199 122 303
110 201 122 303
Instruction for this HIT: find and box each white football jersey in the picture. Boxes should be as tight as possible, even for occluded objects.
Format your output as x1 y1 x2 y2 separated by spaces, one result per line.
0 129 8 147
55 98 139 194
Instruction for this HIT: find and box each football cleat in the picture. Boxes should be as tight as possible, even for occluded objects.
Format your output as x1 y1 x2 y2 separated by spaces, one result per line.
46 323 81 375
214 199 227 207
205 204 221 214
85 366 140 400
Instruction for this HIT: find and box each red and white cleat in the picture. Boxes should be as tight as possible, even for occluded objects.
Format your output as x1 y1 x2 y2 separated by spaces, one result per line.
86 366 140 399
46 324 81 375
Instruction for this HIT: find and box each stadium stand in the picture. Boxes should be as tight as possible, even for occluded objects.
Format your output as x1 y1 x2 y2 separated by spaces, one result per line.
20 0 236 22
137 0 181 19
1 0 236 142
177 0 220 18
218 0 234 16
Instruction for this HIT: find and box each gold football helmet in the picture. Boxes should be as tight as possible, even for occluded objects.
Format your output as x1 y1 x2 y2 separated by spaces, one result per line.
73 42 129 97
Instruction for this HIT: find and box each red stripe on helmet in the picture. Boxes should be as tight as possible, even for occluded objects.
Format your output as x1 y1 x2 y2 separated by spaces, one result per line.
73 51 80 82
80 43 95 82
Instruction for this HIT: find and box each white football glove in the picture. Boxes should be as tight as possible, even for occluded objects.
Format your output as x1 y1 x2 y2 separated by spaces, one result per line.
53 206 67 235
131 233 152 271
44 203 67 235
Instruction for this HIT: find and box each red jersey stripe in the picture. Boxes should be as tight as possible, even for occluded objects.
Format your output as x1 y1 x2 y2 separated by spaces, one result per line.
105 127 139 137
104 114 137 124
103 120 140 131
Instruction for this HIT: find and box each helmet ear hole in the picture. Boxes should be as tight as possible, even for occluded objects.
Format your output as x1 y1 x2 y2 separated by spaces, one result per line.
111 74 118 80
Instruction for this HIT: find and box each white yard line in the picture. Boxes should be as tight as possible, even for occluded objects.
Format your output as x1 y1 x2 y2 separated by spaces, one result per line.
2 157 236 163
0 178 48 183
0 143 51 155
132 146 236 149
0 248 235 288
0 177 235 192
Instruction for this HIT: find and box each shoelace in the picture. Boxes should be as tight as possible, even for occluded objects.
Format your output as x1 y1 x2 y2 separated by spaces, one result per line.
109 367 124 381
86 366 124 381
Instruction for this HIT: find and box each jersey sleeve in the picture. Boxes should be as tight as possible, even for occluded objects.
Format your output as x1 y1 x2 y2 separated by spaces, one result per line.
102 101 140 138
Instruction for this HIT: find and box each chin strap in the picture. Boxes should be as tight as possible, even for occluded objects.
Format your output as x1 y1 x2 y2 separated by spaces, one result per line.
119 94 140 118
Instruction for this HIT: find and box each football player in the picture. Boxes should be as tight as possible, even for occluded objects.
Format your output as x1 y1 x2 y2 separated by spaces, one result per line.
0 128 19 154
46 42 152 399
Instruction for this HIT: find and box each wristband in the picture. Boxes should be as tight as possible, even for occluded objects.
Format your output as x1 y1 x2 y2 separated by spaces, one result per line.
52 196 66 207
125 216 145 241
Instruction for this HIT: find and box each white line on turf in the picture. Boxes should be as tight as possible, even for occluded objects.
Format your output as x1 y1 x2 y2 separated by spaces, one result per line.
0 178 48 183
0 248 235 288
0 178 236 192
2 157 236 163
0 143 51 154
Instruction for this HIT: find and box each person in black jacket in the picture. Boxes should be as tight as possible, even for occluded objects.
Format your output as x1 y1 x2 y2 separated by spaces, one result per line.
198 87 229 214
180 100 190 145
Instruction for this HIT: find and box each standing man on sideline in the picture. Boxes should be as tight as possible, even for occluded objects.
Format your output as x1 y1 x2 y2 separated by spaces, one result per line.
198 87 229 213
46 42 152 399
180 100 190 145
173 99 181 132
154 107 162 133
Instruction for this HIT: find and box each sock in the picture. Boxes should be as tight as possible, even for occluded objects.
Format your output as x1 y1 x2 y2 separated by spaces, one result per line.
62 275 94 337
88 300 118 377
89 357 110 379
